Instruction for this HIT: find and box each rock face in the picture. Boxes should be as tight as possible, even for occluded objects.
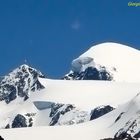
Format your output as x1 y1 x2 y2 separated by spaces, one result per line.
49 103 75 126
90 105 114 120
5 113 36 129
64 66 113 80
114 118 140 140
0 64 45 104
12 114 27 128
63 57 114 80
102 132 137 140
48 103 90 126
0 136 4 140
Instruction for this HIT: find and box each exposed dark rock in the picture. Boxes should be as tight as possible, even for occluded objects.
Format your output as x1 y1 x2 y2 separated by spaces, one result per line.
0 136 4 140
90 105 114 120
83 67 100 80
49 104 75 126
12 114 27 128
5 124 10 129
49 103 64 118
5 112 36 129
25 113 36 117
101 131 137 140
28 118 33 127
31 80 45 92
63 66 113 80
114 112 125 123
3 85 17 104
134 131 140 138
114 132 137 140
114 119 140 140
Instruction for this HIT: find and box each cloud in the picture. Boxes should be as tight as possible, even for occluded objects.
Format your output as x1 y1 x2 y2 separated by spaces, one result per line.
71 20 81 30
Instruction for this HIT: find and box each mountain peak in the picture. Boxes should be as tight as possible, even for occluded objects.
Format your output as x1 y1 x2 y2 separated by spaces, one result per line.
0 64 45 104
64 42 140 82
19 64 30 69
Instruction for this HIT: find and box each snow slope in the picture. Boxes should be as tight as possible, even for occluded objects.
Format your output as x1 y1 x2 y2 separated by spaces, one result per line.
37 78 140 110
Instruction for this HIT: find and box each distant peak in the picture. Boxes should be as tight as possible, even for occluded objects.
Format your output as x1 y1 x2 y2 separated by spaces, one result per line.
19 64 30 69
14 64 39 73
0 63 45 104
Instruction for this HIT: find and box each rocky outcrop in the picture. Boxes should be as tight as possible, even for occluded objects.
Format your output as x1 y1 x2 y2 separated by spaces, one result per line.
90 105 114 120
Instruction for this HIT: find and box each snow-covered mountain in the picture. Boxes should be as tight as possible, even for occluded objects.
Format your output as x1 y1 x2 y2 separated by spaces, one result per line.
64 42 140 82
0 42 140 140
0 64 45 104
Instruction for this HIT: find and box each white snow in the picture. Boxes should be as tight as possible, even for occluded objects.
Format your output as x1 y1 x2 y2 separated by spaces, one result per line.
1 42 140 139
71 42 140 82
37 78 140 110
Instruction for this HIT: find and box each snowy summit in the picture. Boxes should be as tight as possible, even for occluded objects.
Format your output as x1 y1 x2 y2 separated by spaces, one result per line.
64 42 140 82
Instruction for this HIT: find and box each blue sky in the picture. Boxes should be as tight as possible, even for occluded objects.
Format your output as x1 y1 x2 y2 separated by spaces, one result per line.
0 0 140 78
